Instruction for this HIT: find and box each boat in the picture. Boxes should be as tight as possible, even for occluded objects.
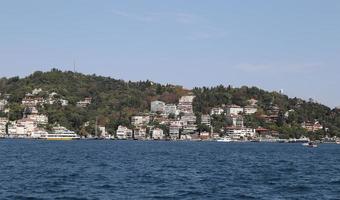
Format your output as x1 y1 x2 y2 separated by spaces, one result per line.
40 126 80 140
217 137 232 142
302 142 318 148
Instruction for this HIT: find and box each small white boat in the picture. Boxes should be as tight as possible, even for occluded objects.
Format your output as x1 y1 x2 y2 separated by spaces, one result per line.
217 137 232 142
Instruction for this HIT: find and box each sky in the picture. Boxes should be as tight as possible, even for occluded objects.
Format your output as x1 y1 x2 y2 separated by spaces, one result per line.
0 0 339 107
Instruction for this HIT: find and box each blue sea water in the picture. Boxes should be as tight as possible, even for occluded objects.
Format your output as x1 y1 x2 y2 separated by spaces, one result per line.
0 140 340 200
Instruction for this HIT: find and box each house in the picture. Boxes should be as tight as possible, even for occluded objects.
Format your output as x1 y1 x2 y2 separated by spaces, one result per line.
200 132 210 140
210 107 224 115
131 116 150 126
225 126 256 140
259 114 279 123
22 96 44 107
181 113 197 134
116 125 133 139
8 119 37 138
164 104 179 116
134 128 147 140
248 98 258 106
150 101 165 113
0 118 8 137
77 97 92 108
243 106 257 115
201 114 211 127
227 114 244 127
169 121 183 140
27 114 48 125
226 105 244 115
32 88 42 95
269 105 280 115
301 121 323 132
98 126 108 138
0 99 8 111
178 95 195 114
152 128 164 140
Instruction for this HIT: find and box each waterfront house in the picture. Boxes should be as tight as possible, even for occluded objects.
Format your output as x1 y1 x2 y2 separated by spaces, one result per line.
200 132 210 140
152 128 164 140
134 128 147 140
116 125 133 139
0 118 8 137
225 126 256 140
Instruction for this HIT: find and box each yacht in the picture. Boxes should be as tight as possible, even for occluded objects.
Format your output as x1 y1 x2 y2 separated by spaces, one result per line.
302 142 318 148
217 137 233 142
40 126 80 140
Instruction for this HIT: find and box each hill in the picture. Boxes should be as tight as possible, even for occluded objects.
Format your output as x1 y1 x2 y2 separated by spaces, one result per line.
0 68 339 139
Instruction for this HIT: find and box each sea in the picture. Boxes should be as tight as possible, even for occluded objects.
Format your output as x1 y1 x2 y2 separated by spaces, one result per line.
0 140 340 200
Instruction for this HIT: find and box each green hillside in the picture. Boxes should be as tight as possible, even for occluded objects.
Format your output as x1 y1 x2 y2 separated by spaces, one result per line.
0 69 339 139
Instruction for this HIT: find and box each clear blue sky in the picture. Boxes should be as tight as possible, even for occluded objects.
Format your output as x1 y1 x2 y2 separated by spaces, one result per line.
1 0 339 107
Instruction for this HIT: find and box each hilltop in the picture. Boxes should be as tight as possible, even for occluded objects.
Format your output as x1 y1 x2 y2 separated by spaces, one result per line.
0 68 339 140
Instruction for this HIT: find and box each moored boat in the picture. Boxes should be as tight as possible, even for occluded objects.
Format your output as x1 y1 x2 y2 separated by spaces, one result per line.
40 125 80 140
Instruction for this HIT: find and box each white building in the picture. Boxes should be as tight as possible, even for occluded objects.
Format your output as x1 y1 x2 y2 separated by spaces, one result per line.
77 97 92 108
201 114 211 127
116 125 133 139
152 128 164 140
164 104 179 116
0 99 8 111
225 127 256 139
151 101 165 113
210 107 224 115
226 105 244 115
131 116 150 126
134 128 147 140
7 119 37 138
0 118 8 137
178 95 195 114
27 114 48 125
243 106 258 115
227 114 244 127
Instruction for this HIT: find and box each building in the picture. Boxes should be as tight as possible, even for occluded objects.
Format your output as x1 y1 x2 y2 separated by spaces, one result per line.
131 116 150 126
0 118 8 137
226 105 244 115
32 88 42 95
98 126 108 138
201 114 211 127
152 128 164 140
169 121 183 140
225 127 256 140
243 106 257 115
134 128 147 140
116 125 133 139
164 104 178 116
178 95 195 114
200 132 210 140
0 99 8 111
210 107 224 115
301 121 323 132
181 113 197 134
248 98 258 106
22 97 44 107
7 119 37 138
77 97 92 108
27 114 48 125
150 101 165 113
227 114 244 127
